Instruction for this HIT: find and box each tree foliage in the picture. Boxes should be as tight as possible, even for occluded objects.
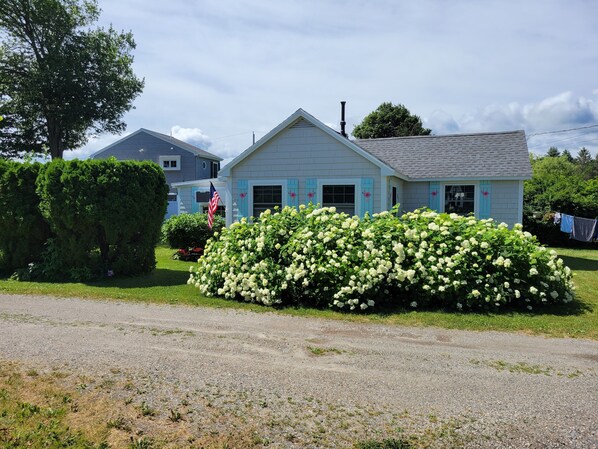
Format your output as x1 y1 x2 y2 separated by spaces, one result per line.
352 102 431 139
35 158 168 279
0 160 51 271
523 147 598 245
0 0 144 159
162 213 225 249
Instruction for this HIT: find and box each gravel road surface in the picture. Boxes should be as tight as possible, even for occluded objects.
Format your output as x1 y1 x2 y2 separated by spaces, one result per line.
1 293 597 448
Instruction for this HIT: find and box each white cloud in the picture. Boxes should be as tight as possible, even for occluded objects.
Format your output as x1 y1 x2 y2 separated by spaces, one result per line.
62 0 597 161
171 126 212 149
424 92 598 156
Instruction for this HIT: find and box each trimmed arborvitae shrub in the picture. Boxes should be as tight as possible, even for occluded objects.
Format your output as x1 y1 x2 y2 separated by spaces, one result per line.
161 213 225 249
0 161 52 273
35 159 168 280
189 205 575 313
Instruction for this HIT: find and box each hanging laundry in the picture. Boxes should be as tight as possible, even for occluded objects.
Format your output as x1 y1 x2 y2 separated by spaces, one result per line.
560 214 574 233
553 212 561 225
571 217 598 242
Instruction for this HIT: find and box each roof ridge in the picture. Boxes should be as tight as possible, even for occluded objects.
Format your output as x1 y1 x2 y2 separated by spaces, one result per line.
355 130 525 142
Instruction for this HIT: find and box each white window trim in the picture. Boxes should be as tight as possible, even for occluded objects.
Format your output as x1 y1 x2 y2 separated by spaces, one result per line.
440 181 479 218
248 180 287 218
318 178 362 217
159 155 181 171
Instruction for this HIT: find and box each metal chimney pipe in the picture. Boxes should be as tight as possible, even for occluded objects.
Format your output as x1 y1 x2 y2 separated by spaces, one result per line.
340 101 347 137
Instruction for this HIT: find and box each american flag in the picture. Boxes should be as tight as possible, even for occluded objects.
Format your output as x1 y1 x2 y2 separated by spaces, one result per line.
207 182 221 229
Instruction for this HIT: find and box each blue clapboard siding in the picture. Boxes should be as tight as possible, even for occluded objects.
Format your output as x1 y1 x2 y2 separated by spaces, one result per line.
165 201 178 219
230 118 380 211
91 130 219 193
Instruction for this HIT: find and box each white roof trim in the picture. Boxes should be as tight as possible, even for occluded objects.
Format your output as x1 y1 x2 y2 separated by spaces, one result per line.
218 109 401 178
172 178 226 188
413 176 532 182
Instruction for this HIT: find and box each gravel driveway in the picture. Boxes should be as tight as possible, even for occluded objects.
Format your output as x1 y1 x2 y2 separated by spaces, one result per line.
1 293 597 448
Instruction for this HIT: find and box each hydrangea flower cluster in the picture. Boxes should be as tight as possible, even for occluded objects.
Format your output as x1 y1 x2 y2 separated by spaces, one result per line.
188 205 574 312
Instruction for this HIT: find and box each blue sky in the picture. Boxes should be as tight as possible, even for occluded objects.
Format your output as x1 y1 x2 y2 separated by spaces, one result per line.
68 0 598 163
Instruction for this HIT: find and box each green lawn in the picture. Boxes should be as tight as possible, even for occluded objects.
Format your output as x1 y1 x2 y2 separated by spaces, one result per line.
1 246 597 340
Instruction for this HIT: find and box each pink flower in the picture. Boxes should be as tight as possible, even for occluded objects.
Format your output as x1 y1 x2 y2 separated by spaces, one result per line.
307 192 314 199
363 191 371 198
289 192 296 198
240 192 247 199
482 191 489 197
431 191 438 197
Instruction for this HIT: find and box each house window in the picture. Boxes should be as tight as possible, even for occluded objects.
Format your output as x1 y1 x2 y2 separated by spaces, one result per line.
202 205 226 217
392 186 398 207
195 191 211 203
202 161 207 169
253 185 282 217
444 185 475 215
167 193 177 202
159 155 181 171
211 161 219 179
322 184 355 215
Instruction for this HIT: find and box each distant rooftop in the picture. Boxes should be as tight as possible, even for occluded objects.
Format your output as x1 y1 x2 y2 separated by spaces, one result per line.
139 128 222 161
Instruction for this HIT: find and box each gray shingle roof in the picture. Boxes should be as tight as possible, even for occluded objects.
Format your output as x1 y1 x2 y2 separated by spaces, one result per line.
141 129 222 161
355 130 531 180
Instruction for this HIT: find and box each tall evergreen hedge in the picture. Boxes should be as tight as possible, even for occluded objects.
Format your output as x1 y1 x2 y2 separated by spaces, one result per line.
0 161 51 273
36 159 169 279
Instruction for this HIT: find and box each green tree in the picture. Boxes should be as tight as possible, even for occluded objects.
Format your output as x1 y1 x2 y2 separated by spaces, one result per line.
561 149 574 162
0 0 144 159
546 146 560 157
524 155 582 215
352 102 431 139
577 147 592 165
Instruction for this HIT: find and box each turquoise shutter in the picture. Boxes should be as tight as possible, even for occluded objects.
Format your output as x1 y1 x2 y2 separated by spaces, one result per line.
306 178 318 206
429 182 440 212
287 179 299 209
191 187 200 213
237 179 249 219
361 177 374 217
479 180 491 219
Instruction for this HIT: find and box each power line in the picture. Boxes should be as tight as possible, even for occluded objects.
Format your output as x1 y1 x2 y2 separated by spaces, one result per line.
529 130 598 147
527 123 598 139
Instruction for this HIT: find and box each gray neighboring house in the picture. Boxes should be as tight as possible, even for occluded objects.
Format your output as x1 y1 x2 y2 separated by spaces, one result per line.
90 128 223 218
176 108 532 227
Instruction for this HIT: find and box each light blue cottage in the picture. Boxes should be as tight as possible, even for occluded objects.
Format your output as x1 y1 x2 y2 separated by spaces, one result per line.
177 109 531 228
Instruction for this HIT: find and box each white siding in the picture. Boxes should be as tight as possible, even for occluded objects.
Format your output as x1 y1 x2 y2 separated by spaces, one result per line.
231 119 381 214
402 182 430 212
490 180 521 227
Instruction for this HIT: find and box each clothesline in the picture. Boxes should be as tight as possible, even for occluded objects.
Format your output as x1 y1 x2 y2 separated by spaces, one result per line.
554 212 598 242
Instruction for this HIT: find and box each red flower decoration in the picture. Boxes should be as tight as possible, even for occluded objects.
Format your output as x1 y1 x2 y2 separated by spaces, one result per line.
307 192 314 199
482 191 489 197
289 192 296 198
431 191 438 197
239 192 247 199
362 191 371 199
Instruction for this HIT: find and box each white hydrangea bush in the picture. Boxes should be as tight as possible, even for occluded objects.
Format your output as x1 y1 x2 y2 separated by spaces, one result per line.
188 205 574 312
